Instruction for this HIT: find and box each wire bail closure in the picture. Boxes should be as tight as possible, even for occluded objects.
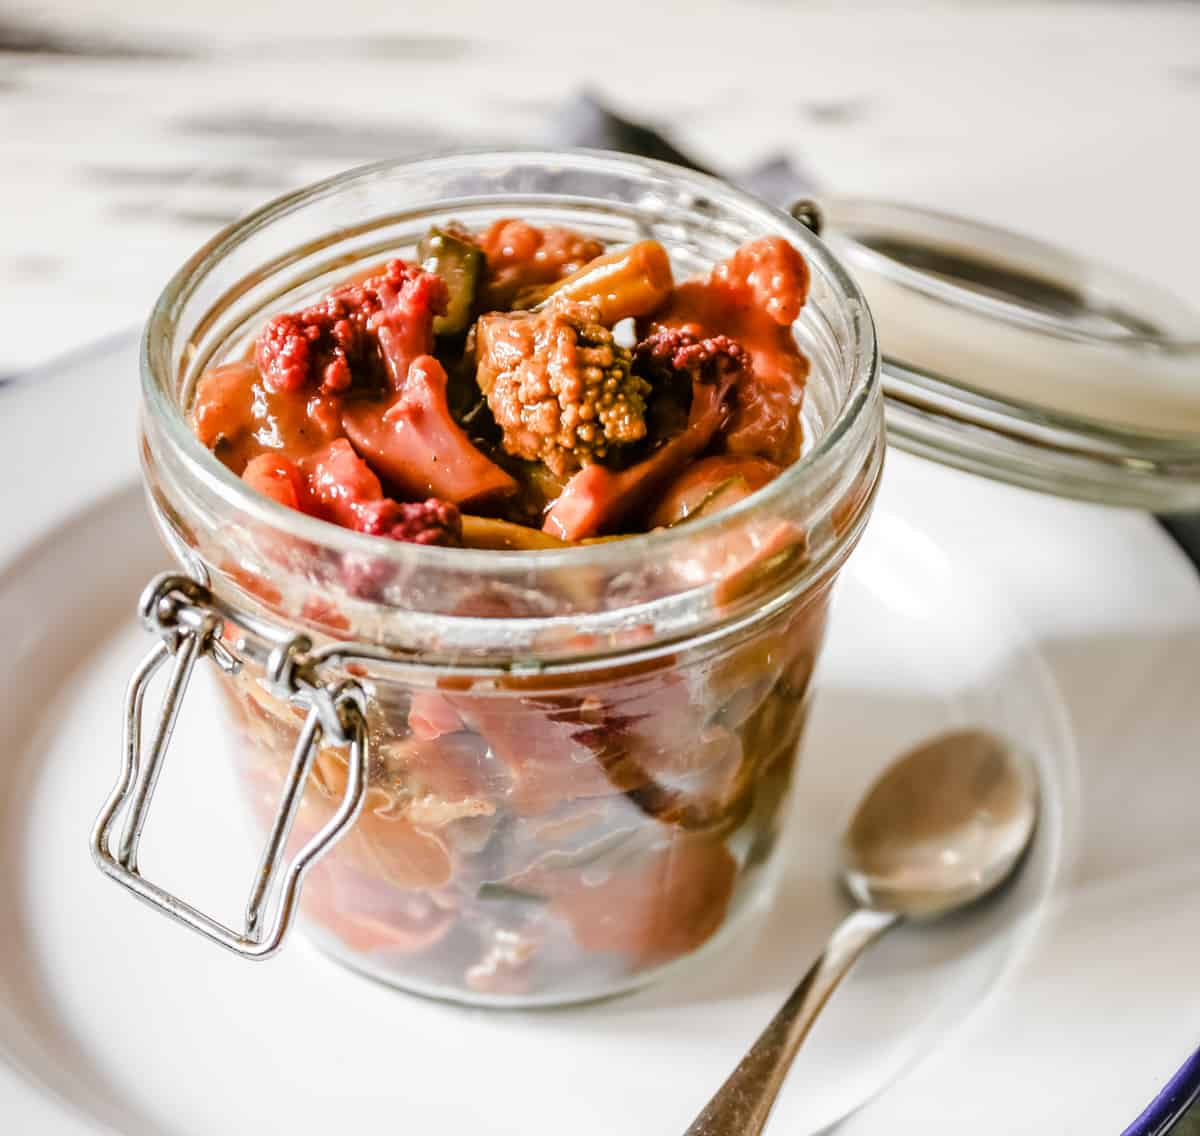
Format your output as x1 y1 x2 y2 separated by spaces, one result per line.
91 572 369 959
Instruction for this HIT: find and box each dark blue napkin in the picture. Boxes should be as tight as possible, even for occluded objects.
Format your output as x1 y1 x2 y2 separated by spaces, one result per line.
551 94 1200 578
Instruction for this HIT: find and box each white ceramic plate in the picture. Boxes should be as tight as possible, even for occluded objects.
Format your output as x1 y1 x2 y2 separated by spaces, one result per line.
0 337 1197 1135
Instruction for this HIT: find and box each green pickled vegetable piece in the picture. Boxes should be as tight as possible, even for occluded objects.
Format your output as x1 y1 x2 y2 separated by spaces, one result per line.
419 226 483 336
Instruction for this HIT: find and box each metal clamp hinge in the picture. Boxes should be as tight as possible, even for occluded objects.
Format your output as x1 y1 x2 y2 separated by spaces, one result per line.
90 572 369 959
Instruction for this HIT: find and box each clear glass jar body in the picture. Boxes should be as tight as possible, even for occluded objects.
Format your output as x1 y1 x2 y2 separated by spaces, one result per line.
140 151 884 1005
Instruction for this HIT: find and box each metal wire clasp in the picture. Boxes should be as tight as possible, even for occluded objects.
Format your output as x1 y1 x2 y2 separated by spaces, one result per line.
90 572 369 959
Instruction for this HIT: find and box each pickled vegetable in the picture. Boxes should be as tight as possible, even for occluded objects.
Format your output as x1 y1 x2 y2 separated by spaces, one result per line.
419 225 483 336
474 301 650 477
191 223 810 545
651 455 781 528
514 239 674 323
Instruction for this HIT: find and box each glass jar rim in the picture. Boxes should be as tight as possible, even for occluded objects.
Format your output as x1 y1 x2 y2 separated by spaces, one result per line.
143 148 880 581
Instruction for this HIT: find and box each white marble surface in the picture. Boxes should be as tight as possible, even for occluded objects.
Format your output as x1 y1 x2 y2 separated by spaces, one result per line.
3 0 1199 376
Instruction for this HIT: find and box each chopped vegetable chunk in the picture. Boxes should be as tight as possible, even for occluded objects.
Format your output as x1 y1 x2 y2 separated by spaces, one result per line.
191 361 344 471
542 340 746 540
419 226 483 336
475 301 650 478
634 326 749 388
342 355 517 507
712 235 810 325
515 239 675 322
651 236 811 464
256 259 448 395
242 441 463 546
241 451 306 509
648 454 782 528
476 219 605 309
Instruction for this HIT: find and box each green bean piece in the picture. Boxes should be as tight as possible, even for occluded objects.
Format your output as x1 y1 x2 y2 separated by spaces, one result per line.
419 226 483 336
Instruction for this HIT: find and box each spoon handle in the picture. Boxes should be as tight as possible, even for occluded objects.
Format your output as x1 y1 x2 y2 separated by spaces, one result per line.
684 907 899 1136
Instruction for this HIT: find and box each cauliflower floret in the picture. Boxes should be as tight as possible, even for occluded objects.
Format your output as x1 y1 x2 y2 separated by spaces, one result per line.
255 259 448 395
474 302 651 479
633 327 749 387
711 236 810 326
373 498 463 547
646 236 812 465
341 355 517 508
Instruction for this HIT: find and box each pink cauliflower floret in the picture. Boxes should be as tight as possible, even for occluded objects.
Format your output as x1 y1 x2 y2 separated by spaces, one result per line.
710 236 810 326
360 498 464 547
633 328 749 387
255 260 448 395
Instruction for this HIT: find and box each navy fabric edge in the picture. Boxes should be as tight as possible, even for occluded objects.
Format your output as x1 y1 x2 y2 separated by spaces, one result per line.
1161 515 1200 576
1123 1046 1200 1136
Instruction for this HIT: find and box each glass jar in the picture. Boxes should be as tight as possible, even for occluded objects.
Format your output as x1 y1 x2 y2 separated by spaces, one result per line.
94 151 884 1006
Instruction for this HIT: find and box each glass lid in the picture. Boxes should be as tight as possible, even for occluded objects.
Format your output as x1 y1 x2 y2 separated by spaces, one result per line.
808 197 1200 512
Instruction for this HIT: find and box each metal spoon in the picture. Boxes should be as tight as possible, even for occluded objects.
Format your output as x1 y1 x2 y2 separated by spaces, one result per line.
685 729 1039 1136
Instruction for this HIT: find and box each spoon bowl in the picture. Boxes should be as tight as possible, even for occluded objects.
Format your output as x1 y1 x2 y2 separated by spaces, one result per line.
842 729 1039 918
